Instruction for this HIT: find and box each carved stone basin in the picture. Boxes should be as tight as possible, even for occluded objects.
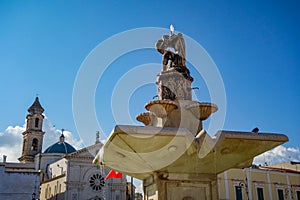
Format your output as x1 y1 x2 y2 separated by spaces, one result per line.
145 100 178 118
136 112 152 126
94 125 288 180
185 102 218 120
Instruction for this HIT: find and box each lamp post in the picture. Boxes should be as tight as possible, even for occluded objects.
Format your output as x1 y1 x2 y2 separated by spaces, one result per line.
131 177 134 200
239 179 249 200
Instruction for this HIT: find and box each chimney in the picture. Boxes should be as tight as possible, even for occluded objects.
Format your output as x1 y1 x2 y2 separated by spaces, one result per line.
3 155 7 163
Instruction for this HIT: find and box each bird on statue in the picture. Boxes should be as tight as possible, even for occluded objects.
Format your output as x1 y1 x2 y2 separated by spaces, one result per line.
152 95 158 99
252 127 259 133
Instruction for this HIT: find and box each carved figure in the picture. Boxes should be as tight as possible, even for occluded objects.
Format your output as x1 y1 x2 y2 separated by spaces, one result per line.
155 26 193 82
156 34 185 69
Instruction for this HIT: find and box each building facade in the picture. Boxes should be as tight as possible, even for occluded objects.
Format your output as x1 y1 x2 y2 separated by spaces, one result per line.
39 143 127 200
0 162 40 199
218 162 300 200
0 97 126 200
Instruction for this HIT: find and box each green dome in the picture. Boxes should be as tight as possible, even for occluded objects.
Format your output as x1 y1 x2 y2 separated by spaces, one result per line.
44 134 76 154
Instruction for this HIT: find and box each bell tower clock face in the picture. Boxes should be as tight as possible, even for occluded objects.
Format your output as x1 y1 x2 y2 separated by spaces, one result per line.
89 173 105 191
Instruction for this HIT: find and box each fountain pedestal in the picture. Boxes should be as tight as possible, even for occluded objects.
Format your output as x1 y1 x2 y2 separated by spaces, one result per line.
144 172 218 200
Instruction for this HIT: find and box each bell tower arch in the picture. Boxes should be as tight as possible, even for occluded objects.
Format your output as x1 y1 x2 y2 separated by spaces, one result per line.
18 97 45 163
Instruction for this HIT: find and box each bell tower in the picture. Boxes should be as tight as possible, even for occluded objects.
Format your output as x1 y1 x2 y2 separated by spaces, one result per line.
18 97 45 163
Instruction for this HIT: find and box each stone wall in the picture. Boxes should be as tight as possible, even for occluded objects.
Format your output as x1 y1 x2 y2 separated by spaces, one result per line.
0 163 40 200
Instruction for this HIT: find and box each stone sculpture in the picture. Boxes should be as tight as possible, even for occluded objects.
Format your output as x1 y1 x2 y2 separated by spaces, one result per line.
155 25 193 82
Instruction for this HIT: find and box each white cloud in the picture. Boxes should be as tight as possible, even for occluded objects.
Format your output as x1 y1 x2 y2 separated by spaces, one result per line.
135 182 143 194
287 147 300 154
0 115 84 162
0 145 21 162
126 177 143 194
0 125 24 161
42 116 84 150
253 145 300 166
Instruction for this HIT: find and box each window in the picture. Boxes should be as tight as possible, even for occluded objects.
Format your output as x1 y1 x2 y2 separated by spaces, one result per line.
89 173 105 191
72 193 78 200
277 189 284 200
235 186 243 200
32 138 38 151
35 118 39 128
297 191 300 200
257 188 264 200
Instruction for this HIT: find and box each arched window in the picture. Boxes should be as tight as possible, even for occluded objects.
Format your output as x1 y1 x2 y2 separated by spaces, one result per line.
35 118 39 128
32 138 38 151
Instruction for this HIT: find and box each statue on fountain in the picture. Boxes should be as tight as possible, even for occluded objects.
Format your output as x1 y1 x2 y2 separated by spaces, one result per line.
155 25 193 82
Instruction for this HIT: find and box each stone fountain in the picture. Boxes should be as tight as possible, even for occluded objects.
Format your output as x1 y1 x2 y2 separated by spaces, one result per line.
94 27 288 200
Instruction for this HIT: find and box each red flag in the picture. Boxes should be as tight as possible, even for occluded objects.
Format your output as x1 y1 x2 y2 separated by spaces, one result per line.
105 170 122 180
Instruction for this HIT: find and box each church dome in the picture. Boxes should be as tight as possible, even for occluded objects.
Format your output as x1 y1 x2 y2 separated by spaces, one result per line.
44 134 76 154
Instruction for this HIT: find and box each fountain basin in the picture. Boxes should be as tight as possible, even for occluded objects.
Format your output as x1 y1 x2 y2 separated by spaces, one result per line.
94 125 288 180
185 102 218 120
145 100 178 118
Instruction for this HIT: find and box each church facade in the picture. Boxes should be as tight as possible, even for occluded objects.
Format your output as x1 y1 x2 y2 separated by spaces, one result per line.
0 97 126 200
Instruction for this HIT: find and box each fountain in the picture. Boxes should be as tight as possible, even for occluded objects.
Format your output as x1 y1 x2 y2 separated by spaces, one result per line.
94 27 288 200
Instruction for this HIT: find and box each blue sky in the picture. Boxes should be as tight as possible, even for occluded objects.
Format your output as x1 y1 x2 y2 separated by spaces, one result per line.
0 1 299 163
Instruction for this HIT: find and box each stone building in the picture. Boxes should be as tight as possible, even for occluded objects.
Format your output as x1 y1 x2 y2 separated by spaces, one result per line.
218 162 300 200
39 139 126 200
0 161 40 199
0 97 127 200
